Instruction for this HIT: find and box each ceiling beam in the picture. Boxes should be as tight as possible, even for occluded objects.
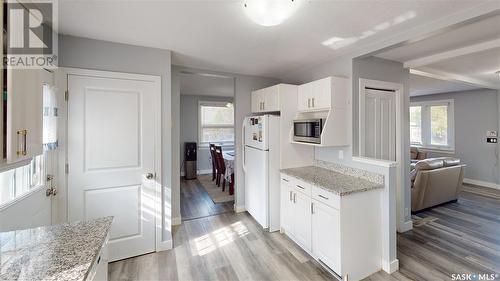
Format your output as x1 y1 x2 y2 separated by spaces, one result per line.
410 67 500 90
404 39 500 68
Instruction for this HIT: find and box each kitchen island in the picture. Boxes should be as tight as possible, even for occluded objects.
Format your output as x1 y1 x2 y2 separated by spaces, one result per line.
280 163 384 281
0 217 112 281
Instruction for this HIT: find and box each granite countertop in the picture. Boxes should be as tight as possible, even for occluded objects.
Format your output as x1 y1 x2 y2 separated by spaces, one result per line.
0 217 113 281
280 166 383 196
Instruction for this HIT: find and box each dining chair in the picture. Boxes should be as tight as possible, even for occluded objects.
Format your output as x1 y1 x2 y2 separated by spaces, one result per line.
209 144 217 181
214 146 226 190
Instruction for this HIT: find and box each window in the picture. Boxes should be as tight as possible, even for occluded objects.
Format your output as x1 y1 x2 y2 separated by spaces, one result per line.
199 101 234 146
0 155 45 206
410 100 454 151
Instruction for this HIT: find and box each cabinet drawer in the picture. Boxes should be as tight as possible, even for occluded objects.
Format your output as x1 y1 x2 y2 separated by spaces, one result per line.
312 186 340 210
280 174 312 196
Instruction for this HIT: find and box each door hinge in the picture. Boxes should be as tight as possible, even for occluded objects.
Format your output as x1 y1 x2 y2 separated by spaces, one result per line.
65 90 69 101
65 163 69 174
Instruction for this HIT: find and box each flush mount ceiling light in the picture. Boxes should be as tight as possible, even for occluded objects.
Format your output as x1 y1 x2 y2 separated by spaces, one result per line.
243 0 301 27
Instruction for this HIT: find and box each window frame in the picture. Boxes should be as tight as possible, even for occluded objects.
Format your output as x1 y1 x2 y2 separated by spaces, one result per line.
410 99 455 152
198 101 235 148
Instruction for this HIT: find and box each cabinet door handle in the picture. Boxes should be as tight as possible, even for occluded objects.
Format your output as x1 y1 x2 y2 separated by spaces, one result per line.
311 202 315 214
293 193 296 203
296 185 305 189
318 194 329 200
282 178 289 182
308 98 310 108
263 102 265 110
312 98 315 108
289 190 293 201
17 130 27 156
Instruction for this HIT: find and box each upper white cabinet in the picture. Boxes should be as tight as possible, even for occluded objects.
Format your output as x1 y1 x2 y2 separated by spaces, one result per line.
251 85 280 113
3 69 51 165
5 69 46 164
297 77 348 112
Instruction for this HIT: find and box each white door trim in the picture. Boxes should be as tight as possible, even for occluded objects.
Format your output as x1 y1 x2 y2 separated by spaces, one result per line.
57 67 163 252
359 78 409 233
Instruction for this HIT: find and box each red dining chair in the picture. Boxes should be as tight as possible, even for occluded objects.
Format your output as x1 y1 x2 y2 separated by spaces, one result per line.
214 146 227 190
209 144 217 181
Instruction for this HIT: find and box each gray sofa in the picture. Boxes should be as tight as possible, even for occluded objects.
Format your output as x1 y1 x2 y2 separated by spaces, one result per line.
410 157 465 212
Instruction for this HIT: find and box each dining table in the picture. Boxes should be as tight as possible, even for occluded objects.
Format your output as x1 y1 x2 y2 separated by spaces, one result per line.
223 150 235 195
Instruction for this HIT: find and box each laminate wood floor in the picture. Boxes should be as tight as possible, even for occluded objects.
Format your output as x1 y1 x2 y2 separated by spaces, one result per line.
180 177 233 221
109 184 500 281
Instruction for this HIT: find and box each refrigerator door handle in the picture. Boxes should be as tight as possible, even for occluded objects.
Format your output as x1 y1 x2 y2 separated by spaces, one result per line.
242 121 247 172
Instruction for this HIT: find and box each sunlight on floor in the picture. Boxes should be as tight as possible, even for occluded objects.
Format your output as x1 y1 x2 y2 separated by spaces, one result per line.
192 221 250 256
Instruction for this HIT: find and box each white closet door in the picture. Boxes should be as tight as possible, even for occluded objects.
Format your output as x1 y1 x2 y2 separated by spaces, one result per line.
68 72 160 262
363 89 396 161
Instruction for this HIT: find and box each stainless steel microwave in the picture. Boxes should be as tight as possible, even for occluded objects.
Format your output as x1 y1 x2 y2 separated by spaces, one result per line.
293 119 323 144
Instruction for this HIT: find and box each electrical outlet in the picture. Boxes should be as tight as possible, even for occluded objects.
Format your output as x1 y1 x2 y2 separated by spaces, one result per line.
338 150 344 160
405 207 410 216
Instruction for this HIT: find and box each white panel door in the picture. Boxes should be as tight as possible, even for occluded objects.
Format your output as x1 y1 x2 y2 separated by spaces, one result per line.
312 200 341 275
68 73 159 262
363 89 396 161
244 146 268 228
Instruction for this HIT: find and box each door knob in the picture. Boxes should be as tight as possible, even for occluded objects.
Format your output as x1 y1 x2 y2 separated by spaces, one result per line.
146 173 155 180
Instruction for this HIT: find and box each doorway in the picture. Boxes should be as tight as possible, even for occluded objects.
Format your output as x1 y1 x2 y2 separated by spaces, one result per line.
179 72 236 222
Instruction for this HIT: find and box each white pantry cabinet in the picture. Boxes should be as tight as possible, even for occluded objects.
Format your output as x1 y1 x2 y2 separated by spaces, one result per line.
251 85 280 113
5 69 49 164
297 77 348 112
280 173 382 281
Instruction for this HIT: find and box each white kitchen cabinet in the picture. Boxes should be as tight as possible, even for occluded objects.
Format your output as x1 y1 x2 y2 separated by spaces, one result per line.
293 189 312 251
5 69 47 164
297 77 348 112
280 178 294 234
312 200 341 275
251 89 264 113
280 173 382 281
251 85 280 113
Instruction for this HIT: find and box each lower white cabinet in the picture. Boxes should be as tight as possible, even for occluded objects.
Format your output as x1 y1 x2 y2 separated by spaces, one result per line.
280 173 382 281
293 190 312 251
86 238 109 281
312 200 341 274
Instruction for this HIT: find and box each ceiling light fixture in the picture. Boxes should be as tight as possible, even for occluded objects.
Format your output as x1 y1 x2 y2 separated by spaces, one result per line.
496 70 500 77
243 0 301 27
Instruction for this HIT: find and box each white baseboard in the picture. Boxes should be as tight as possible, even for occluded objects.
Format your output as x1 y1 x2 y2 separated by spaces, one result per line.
463 178 500 190
382 259 399 274
157 239 173 251
397 220 413 233
180 169 212 177
172 216 182 226
234 204 246 213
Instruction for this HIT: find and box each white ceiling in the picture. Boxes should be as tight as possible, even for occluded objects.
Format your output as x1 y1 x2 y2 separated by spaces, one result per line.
409 74 480 96
180 72 234 97
58 0 492 78
376 13 500 94
376 14 500 62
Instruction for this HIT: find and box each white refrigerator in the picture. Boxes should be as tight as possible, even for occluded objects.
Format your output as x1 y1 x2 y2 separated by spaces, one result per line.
242 115 281 232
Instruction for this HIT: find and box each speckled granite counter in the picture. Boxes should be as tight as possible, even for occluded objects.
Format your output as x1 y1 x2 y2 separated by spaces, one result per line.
280 166 383 196
0 217 113 281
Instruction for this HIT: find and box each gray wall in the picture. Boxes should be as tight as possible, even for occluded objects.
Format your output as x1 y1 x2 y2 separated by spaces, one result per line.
172 66 279 222
411 89 499 184
59 35 173 243
179 95 234 173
